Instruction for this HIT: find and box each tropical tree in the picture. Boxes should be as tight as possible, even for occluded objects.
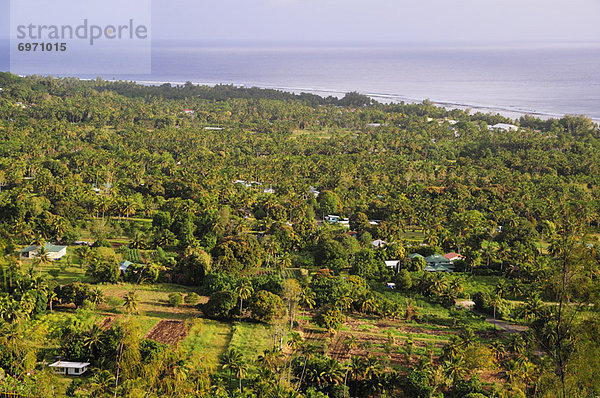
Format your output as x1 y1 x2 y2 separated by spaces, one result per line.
234 279 254 318
123 291 138 314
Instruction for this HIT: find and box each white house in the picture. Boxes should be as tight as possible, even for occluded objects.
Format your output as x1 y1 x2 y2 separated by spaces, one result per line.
384 260 400 268
489 123 519 132
48 361 90 376
372 239 387 248
309 186 320 197
325 215 340 224
20 243 67 260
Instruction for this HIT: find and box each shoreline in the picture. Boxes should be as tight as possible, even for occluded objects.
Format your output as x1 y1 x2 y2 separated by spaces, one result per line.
76 76 600 124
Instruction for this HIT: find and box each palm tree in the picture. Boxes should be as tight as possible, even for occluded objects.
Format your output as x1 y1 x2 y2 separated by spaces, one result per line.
298 343 317 389
235 280 254 318
335 293 353 317
343 335 358 353
83 324 104 356
522 295 544 323
88 370 115 397
123 291 138 314
76 246 94 270
442 356 467 384
429 272 448 295
47 291 57 312
360 293 378 314
288 332 304 352
33 245 51 278
404 299 420 322
319 357 344 389
222 348 245 393
299 287 316 310
490 341 506 363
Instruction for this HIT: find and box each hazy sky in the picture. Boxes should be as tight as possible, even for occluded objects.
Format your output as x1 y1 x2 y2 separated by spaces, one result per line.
1 0 600 44
149 0 600 44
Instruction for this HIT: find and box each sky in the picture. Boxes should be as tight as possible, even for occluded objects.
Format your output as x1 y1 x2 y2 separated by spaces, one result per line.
1 0 599 44
1 0 600 70
149 0 600 45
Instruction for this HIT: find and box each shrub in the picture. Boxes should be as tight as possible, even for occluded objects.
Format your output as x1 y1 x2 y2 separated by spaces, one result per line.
249 290 284 322
202 290 237 319
393 269 413 290
314 305 345 332
168 292 183 307
48 268 60 279
403 369 433 398
184 292 201 305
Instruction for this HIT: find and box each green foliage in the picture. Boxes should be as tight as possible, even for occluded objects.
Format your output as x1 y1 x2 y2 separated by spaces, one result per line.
249 290 284 322
393 269 413 290
168 292 183 307
403 369 433 398
184 292 201 305
211 234 264 275
317 191 342 216
203 290 237 319
55 282 103 308
314 305 345 332
350 249 380 280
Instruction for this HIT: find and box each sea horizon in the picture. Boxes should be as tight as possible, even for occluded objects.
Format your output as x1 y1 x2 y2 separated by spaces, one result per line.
2 40 600 122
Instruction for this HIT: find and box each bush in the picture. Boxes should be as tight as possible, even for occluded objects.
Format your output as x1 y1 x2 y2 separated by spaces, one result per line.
393 269 413 290
168 292 183 307
453 375 485 397
403 369 433 398
202 290 237 319
184 292 201 305
55 282 103 308
314 305 345 332
48 268 60 279
249 290 284 322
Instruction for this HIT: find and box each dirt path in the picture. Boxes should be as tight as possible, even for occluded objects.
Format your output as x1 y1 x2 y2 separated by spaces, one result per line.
485 317 528 334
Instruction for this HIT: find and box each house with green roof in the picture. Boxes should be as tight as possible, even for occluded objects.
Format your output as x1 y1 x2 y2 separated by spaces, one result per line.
424 254 454 272
408 253 424 259
119 260 133 274
20 243 67 260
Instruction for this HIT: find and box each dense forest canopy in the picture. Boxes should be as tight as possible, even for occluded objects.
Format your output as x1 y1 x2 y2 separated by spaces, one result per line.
0 72 599 397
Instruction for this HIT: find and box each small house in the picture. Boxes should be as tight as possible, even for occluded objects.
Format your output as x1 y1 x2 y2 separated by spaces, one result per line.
444 252 464 262
309 186 320 197
384 260 399 269
119 260 133 274
489 123 518 132
325 215 340 224
425 254 453 267
424 254 455 272
48 361 90 376
371 239 387 248
20 243 67 260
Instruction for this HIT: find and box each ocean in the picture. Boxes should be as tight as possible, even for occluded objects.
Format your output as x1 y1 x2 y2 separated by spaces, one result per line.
4 40 600 121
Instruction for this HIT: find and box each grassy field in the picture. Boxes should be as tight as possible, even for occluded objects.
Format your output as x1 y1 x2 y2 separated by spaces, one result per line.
97 283 202 319
399 229 426 242
181 318 233 370
461 275 503 297
228 322 273 364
